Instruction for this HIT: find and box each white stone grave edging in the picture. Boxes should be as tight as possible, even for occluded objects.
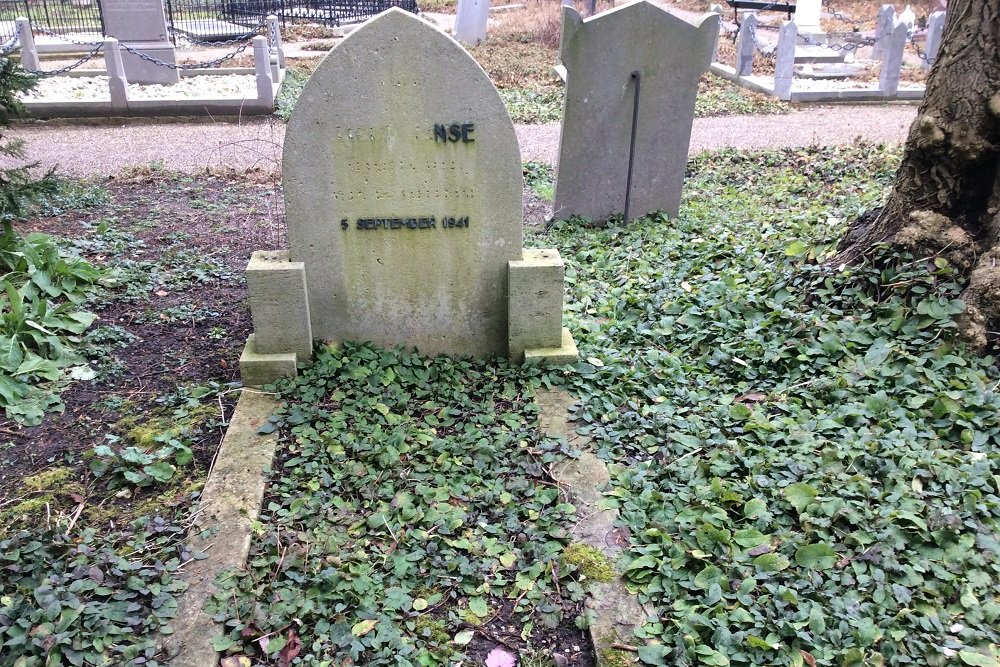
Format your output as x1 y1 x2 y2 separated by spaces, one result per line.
709 5 934 104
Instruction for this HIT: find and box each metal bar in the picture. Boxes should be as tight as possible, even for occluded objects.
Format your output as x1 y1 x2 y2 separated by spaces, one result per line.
623 70 640 224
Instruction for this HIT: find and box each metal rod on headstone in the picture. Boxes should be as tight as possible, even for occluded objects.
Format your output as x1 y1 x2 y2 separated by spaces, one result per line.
15 18 39 72
266 15 285 71
253 36 274 103
104 38 129 112
923 10 945 70
773 20 797 101
736 13 756 77
871 4 895 60
878 19 908 96
623 70 640 224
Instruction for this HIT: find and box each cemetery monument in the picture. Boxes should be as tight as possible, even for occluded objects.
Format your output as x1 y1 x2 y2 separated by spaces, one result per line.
101 0 181 85
240 8 577 385
553 0 719 222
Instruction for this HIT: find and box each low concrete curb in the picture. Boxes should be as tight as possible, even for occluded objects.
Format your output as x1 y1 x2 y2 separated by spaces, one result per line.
538 389 651 667
163 390 280 666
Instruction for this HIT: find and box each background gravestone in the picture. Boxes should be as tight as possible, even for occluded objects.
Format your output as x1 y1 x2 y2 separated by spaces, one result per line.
553 1 718 222
264 7 574 364
102 0 180 85
453 0 489 45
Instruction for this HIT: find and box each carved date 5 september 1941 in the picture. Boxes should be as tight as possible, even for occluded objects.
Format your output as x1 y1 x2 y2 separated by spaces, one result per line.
343 216 470 231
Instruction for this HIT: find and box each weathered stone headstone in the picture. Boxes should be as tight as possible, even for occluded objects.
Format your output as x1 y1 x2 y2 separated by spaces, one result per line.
736 13 757 76
241 8 576 383
101 0 180 85
793 0 823 34
454 0 489 45
923 10 946 70
871 4 895 59
879 18 909 95
553 1 718 222
773 20 797 100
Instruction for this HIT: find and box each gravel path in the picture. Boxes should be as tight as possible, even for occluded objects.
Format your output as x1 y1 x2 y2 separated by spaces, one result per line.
6 104 917 177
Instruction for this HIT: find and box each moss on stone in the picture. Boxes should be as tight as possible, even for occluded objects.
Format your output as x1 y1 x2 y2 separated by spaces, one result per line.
119 404 216 447
563 542 616 582
598 647 638 667
412 616 449 645
23 466 74 491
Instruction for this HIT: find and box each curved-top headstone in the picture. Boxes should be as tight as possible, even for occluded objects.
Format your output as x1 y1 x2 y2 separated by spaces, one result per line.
283 8 523 358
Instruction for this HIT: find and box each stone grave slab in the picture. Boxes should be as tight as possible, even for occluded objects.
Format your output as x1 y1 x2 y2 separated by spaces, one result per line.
101 0 180 84
553 0 718 222
242 8 576 383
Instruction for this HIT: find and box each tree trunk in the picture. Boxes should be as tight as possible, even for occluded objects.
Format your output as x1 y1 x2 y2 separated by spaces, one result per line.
835 0 1000 349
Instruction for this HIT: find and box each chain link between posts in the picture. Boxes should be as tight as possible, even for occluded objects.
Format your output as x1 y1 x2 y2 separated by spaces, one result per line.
168 18 266 47
29 42 104 76
118 38 254 71
0 33 19 56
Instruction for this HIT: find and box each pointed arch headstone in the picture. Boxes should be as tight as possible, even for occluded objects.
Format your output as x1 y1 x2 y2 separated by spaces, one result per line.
240 8 577 383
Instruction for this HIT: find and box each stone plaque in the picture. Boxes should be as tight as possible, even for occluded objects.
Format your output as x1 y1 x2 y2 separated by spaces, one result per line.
102 0 170 43
553 1 718 221
283 8 523 358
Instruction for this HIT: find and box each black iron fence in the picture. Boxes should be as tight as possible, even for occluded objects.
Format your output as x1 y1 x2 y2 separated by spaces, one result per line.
0 0 418 43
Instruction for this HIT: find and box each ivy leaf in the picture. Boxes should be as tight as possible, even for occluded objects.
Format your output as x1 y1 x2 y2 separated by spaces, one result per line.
468 596 489 618
783 483 818 512
794 544 837 570
453 630 475 646
753 553 790 572
958 652 1000 667
351 619 377 637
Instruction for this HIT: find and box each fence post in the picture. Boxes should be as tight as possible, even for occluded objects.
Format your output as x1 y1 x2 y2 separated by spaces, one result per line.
879 19 908 96
15 17 39 71
736 13 756 76
254 35 274 103
871 4 895 59
923 10 945 70
773 20 797 100
266 14 284 75
104 38 129 112
708 3 725 63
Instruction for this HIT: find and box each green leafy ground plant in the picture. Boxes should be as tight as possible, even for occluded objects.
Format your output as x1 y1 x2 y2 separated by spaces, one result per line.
533 145 1000 666
210 343 587 666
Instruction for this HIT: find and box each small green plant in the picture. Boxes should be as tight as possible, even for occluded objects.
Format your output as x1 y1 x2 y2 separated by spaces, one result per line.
89 431 194 488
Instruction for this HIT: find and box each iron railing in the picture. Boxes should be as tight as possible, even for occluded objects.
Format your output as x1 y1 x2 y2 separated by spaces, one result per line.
0 0 418 43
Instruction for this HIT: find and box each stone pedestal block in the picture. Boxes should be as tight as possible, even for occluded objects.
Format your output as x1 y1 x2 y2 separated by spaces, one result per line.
240 334 298 386
524 329 580 366
246 250 313 361
119 43 181 85
508 249 578 364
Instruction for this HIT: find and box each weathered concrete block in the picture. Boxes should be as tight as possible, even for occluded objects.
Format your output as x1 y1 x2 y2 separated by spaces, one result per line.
15 18 39 72
524 328 579 365
247 250 312 361
253 36 274 102
509 249 565 361
239 334 298 386
103 38 129 111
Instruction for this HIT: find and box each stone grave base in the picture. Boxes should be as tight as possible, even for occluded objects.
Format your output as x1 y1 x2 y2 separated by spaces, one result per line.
241 247 579 386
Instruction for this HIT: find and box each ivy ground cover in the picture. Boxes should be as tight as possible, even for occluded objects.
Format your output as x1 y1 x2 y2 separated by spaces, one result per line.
217 145 1000 667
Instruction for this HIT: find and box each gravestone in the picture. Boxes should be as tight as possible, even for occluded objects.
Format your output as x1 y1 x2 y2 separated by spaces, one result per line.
793 0 823 34
553 1 718 222
453 0 489 45
241 8 577 384
871 4 895 59
922 10 946 70
736 13 757 76
773 21 797 100
101 0 180 85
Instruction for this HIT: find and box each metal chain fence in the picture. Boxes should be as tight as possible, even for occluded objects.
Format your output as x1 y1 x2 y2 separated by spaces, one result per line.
28 42 104 76
118 38 254 70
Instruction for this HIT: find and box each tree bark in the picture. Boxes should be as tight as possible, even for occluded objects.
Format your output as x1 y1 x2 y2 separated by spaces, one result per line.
836 0 1000 348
